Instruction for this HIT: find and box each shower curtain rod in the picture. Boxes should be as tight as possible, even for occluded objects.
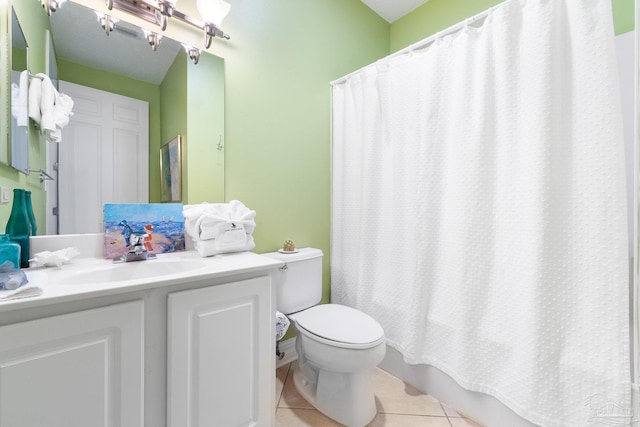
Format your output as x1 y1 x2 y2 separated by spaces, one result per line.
330 0 517 86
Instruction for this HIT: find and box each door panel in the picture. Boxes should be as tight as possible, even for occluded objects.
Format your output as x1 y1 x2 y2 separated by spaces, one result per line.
56 81 149 234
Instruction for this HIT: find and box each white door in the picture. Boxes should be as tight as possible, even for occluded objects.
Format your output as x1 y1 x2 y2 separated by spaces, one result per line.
55 81 149 234
0 301 144 427
167 277 275 427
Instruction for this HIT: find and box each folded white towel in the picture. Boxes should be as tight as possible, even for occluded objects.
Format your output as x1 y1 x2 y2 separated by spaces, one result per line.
39 74 56 131
48 128 62 143
16 71 28 127
10 70 29 126
28 75 42 124
19 71 28 125
0 284 43 300
47 92 74 143
192 233 255 258
54 92 74 129
11 83 20 121
183 200 257 245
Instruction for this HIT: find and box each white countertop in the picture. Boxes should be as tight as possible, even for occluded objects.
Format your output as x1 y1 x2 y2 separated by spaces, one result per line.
0 250 283 313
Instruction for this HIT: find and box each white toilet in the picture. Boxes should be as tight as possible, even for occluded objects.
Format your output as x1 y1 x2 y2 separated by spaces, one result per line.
264 248 386 427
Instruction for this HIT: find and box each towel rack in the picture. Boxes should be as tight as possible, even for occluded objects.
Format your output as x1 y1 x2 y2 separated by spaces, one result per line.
28 169 55 183
27 72 44 81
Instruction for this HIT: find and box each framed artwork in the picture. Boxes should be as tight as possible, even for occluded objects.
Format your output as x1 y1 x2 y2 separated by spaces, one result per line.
103 203 185 258
160 135 182 202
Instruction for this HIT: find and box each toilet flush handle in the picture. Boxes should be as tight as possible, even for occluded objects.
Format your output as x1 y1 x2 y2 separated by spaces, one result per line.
279 264 288 272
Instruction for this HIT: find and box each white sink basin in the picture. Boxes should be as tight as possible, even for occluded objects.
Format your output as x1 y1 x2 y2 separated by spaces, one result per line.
61 259 208 285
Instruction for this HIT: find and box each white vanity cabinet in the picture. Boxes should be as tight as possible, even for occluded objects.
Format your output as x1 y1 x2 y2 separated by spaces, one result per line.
167 276 274 427
0 300 144 427
0 250 280 427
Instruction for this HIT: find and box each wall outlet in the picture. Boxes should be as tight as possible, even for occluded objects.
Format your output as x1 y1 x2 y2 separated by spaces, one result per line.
0 187 9 204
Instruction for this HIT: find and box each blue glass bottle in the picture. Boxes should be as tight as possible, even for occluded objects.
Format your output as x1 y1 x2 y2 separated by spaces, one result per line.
25 190 37 236
6 189 32 268
0 234 20 269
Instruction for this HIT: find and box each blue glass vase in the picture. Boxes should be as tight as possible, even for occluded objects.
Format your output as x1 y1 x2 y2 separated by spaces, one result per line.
6 189 32 268
25 190 37 236
0 234 20 269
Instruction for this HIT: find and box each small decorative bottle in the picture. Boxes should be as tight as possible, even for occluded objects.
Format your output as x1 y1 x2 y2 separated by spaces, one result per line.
25 190 37 236
0 234 20 269
6 189 32 268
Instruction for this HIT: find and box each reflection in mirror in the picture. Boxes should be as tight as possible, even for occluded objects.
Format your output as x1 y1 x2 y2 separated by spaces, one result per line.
10 6 29 174
46 1 225 235
45 30 58 89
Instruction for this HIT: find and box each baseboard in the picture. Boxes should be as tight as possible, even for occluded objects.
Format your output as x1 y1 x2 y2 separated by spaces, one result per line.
276 337 297 368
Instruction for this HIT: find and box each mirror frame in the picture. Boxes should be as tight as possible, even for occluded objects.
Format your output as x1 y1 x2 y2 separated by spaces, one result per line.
10 5 29 175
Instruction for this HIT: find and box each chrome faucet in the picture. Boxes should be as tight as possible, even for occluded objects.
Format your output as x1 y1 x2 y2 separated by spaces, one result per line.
113 233 157 263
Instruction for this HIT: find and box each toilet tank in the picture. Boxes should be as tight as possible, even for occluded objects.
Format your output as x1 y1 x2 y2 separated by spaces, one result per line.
262 248 323 314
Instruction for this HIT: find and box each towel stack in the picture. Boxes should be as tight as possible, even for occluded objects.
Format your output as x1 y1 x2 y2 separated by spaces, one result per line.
183 200 256 257
27 72 74 142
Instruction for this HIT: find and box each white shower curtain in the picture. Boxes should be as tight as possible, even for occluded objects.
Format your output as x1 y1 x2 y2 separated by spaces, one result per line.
331 1 630 426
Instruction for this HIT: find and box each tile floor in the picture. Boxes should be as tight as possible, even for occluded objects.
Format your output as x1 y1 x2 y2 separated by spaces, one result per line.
275 363 484 426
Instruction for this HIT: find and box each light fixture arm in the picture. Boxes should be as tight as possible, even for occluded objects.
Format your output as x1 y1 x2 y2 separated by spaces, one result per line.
103 0 231 46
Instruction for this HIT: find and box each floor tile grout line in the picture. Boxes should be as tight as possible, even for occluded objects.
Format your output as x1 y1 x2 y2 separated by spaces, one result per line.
374 412 454 418
276 363 292 408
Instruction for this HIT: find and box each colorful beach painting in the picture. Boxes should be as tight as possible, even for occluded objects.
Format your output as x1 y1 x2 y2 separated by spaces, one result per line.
104 203 185 259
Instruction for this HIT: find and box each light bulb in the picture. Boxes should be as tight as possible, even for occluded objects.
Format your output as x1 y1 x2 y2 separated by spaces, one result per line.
196 0 230 27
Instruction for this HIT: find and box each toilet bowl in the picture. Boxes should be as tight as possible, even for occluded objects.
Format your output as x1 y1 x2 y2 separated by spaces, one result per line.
263 248 386 427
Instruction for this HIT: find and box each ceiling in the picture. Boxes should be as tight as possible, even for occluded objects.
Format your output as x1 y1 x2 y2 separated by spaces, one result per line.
49 1 181 85
361 0 430 23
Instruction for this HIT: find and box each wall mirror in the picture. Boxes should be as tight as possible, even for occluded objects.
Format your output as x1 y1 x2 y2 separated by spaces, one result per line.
10 5 29 174
42 0 225 235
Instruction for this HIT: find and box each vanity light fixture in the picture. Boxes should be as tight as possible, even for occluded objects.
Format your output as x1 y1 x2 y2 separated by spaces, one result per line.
101 0 231 49
95 11 119 36
142 29 163 51
41 0 230 55
182 43 201 65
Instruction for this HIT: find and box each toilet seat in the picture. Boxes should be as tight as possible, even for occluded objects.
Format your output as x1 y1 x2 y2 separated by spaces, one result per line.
293 304 385 350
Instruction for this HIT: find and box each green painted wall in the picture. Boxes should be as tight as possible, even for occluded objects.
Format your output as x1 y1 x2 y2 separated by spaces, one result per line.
186 52 225 204
0 0 52 236
391 0 635 52
214 0 389 306
160 50 224 204
58 59 163 201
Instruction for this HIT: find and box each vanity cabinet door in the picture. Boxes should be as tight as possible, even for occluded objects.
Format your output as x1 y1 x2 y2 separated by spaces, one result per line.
0 300 144 427
167 276 274 427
